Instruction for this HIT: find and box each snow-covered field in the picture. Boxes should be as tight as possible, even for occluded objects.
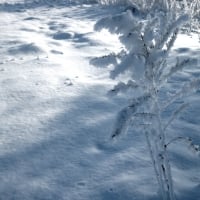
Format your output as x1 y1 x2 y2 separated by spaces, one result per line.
0 1 199 199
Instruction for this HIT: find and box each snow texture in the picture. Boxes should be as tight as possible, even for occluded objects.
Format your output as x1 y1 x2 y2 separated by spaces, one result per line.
0 1 200 200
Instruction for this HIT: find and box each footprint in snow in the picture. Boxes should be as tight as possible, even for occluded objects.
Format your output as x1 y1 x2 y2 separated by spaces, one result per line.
64 78 73 86
20 28 37 32
23 17 40 21
95 141 119 153
53 32 73 40
77 182 86 187
51 50 63 55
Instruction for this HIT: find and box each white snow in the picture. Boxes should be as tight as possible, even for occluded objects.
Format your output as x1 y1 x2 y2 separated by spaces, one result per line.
0 1 199 200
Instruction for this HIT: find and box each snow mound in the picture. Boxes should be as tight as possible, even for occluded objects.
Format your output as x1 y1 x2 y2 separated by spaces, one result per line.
8 43 44 55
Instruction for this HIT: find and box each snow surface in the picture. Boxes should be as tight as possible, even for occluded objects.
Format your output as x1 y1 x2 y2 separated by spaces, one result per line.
0 1 199 200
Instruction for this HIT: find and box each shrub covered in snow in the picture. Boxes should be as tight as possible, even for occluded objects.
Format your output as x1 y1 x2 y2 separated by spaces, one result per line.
92 2 200 200
97 0 200 33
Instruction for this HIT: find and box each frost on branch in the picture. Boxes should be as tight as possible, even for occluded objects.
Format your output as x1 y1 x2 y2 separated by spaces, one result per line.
111 104 136 139
108 80 139 95
166 137 200 157
110 53 145 80
90 53 118 68
119 31 144 53
111 93 150 138
163 103 189 132
163 78 200 109
159 58 198 84
94 9 138 35
155 14 189 50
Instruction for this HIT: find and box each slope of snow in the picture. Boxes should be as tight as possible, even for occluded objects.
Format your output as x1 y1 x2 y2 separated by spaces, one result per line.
0 1 199 200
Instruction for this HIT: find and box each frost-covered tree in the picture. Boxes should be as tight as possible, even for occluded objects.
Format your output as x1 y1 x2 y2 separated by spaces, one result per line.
92 2 200 200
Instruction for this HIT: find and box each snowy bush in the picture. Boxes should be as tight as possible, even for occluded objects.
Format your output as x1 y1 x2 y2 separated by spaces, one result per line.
98 0 200 32
92 2 200 200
